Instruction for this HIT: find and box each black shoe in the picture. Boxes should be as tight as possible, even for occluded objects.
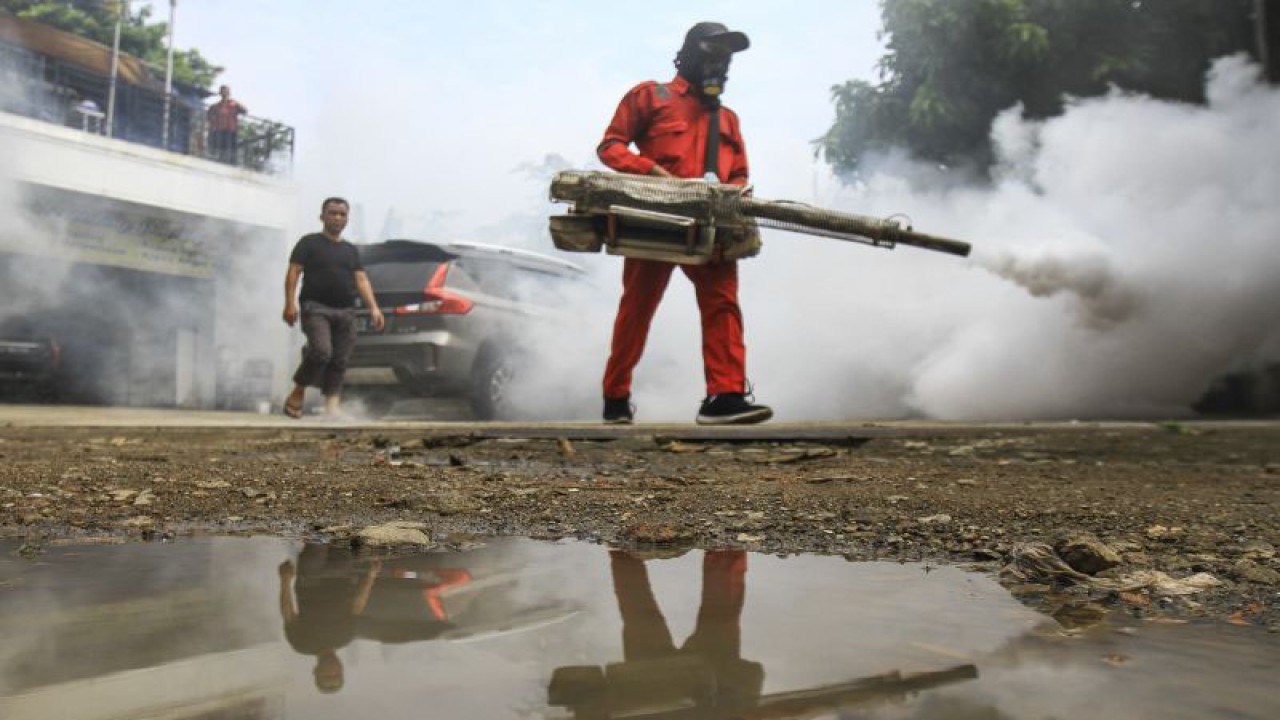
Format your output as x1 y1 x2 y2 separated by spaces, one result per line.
696 393 772 425
603 396 635 424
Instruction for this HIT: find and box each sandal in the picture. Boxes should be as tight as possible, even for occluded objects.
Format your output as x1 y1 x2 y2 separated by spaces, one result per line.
283 400 303 419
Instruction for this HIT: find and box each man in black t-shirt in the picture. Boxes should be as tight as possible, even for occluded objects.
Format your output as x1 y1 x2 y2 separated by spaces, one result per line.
278 546 381 693
282 197 385 418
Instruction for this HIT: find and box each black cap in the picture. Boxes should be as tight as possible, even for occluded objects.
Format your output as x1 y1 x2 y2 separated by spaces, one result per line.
682 22 750 55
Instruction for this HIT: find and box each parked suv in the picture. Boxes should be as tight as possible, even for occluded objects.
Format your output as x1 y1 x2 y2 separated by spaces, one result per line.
346 240 585 419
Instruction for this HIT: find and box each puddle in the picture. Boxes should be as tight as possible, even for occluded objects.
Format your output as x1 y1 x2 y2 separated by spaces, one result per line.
0 537 1275 719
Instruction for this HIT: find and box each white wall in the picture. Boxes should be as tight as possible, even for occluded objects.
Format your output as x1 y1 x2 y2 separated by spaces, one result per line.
0 110 294 231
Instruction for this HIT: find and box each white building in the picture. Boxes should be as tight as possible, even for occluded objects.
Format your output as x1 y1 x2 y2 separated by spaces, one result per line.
1 15 296 409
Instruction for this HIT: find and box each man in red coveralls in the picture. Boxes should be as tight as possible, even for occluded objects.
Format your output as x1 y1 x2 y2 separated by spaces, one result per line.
597 22 772 425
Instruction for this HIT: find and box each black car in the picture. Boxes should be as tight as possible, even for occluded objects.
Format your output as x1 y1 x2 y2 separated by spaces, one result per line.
0 317 60 401
346 240 586 419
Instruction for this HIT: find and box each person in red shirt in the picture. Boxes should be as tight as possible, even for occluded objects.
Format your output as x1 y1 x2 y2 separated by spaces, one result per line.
206 85 247 163
597 22 772 425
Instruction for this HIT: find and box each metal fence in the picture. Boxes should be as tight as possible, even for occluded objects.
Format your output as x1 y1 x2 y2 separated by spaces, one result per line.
191 111 296 173
0 39 295 175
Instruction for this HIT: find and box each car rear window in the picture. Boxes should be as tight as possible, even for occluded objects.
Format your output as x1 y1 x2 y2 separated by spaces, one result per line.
359 241 456 301
363 261 444 292
355 242 582 306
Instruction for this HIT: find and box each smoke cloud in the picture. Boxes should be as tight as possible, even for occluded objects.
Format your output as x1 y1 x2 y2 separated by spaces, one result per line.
763 55 1280 421
975 245 1140 331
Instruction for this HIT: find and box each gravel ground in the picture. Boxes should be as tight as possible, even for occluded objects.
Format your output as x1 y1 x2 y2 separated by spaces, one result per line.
1 420 1277 628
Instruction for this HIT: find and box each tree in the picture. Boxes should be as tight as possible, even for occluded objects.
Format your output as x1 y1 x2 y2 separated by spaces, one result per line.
1 0 222 88
819 0 1259 178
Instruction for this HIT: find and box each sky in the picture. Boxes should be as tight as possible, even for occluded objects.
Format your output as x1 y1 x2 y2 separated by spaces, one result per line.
174 0 886 235
44 2 1280 421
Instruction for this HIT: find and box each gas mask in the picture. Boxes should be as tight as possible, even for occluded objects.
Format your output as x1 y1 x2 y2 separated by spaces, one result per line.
694 53 732 102
676 47 734 107
675 22 750 106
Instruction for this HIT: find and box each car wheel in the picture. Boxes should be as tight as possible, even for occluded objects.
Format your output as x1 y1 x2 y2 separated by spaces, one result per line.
470 349 515 421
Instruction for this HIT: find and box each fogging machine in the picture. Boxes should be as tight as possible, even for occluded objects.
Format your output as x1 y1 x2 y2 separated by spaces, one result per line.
548 170 971 264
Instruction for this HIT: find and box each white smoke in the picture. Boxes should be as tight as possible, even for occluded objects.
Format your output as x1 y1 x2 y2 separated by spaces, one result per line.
747 55 1280 421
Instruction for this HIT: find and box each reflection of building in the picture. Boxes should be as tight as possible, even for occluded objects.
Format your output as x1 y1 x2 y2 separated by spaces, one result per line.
0 16 295 408
0 540 290 720
1 645 287 720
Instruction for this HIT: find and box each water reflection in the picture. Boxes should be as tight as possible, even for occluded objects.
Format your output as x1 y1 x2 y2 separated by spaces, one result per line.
549 550 765 717
279 546 377 693
548 550 977 719
1 537 1276 720
278 541 576 694
0 538 288 719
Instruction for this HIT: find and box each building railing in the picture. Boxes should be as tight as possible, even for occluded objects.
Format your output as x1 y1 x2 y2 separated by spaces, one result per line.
0 39 294 175
190 112 296 173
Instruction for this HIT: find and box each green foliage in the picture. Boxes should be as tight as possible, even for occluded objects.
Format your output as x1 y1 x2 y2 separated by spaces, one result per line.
2 0 222 88
239 118 294 172
819 0 1259 178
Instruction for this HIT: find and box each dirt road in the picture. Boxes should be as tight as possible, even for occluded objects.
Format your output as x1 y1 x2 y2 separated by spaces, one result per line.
1 407 1277 628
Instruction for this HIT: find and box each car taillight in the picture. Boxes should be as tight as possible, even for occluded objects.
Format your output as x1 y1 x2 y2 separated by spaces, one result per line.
393 263 474 315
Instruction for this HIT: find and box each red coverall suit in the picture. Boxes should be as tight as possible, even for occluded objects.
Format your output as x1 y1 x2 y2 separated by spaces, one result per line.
597 74 751 401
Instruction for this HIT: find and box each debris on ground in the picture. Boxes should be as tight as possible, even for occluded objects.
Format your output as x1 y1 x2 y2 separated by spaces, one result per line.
0 423 1276 626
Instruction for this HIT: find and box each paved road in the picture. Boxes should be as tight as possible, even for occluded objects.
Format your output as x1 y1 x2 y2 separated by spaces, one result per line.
2 403 1274 440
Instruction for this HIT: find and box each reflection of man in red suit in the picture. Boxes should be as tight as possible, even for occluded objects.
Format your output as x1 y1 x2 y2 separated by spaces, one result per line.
552 551 981 718
550 549 764 718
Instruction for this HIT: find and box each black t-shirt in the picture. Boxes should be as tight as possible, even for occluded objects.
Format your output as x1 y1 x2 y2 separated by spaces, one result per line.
284 577 358 654
289 233 363 308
